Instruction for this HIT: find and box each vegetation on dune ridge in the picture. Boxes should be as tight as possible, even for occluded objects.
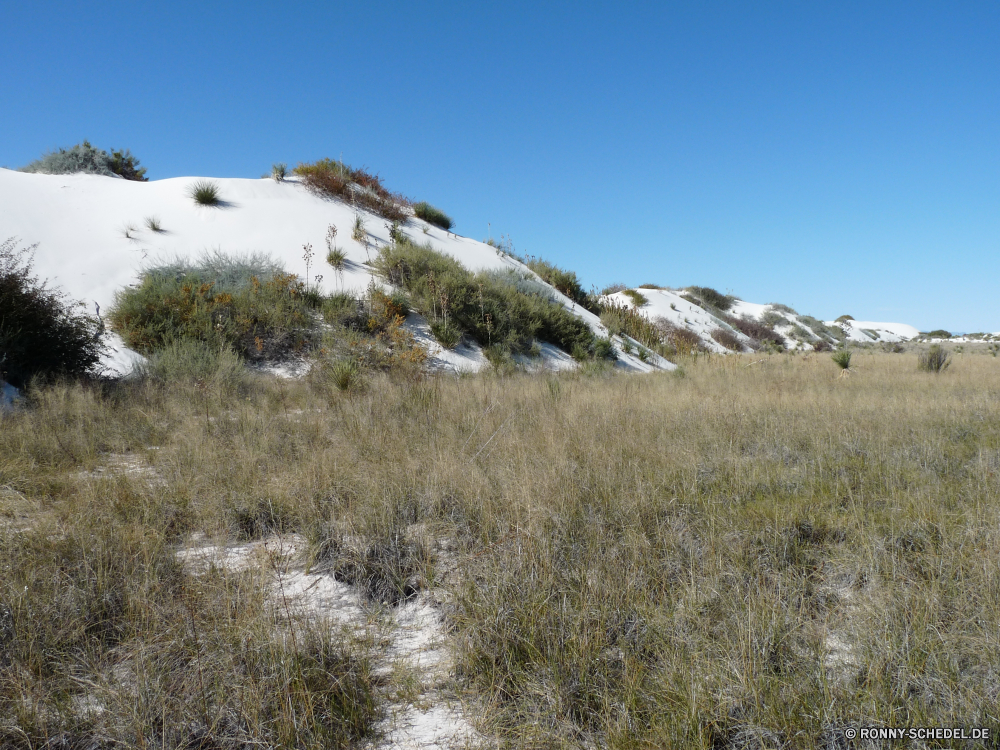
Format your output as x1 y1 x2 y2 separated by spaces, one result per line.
293 158 412 222
1 354 999 746
19 140 147 181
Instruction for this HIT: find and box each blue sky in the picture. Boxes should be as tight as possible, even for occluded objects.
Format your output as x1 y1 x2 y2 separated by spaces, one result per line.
3 1 998 331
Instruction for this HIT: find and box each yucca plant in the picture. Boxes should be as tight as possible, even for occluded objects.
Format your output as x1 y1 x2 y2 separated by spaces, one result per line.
831 348 852 374
190 180 221 206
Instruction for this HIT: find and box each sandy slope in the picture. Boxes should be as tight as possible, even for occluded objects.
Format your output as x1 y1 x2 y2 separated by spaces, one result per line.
0 169 667 374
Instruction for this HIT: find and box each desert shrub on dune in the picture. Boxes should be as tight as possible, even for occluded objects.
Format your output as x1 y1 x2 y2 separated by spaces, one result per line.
294 158 410 222
722 314 783 349
711 327 743 351
20 140 147 181
413 201 453 231
0 237 103 388
684 285 734 311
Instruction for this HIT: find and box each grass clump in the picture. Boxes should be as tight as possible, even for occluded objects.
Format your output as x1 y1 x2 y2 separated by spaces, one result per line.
144 215 163 232
294 158 409 222
375 238 604 359
413 201 453 231
189 179 222 206
918 344 951 373
0 237 104 388
108 252 316 362
20 140 147 181
271 162 287 181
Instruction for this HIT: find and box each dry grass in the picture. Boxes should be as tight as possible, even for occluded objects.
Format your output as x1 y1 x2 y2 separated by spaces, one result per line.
2 353 999 747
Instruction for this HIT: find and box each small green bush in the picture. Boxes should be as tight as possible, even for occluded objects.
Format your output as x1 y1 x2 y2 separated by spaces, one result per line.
722 314 782 349
831 349 852 370
760 311 785 328
413 202 453 231
601 282 627 295
599 301 662 349
0 237 104 388
592 336 617 361
926 329 951 339
271 162 287 182
20 140 147 181
326 248 347 270
623 289 647 307
142 338 248 391
430 319 462 349
190 179 221 206
144 215 163 232
918 345 951 373
835 314 854 323
767 303 798 315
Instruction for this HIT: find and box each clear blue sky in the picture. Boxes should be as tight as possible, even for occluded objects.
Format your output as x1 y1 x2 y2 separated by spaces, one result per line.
3 1 998 331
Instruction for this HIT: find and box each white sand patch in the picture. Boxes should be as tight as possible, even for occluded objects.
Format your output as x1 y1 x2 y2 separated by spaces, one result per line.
77 452 165 485
175 533 488 748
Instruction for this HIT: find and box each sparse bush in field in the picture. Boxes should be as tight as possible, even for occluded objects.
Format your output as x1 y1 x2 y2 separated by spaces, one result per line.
413 201 453 231
836 314 854 322
271 162 287 182
711 328 743 351
926 329 951 339
0 237 103 388
623 289 647 307
20 140 147 181
189 179 221 206
831 349 852 370
767 302 798 315
684 286 734 311
108 252 316 362
601 282 627 295
524 257 596 311
144 215 163 232
294 158 409 222
918 345 951 373
142 339 248 390
375 238 600 359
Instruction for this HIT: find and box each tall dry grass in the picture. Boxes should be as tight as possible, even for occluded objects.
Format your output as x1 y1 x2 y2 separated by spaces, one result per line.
1 352 999 747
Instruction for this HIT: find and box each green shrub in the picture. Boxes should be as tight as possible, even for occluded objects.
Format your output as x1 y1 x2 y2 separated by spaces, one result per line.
0 238 104 388
326 248 347 270
108 253 317 362
413 201 453 231
835 314 854 323
637 283 664 289
429 320 462 349
918 345 951 373
622 289 647 307
926 329 951 339
271 162 287 182
831 349 851 370
190 179 221 206
592 336 617 361
374 238 599 359
524 258 595 311
601 282 627 295
20 140 147 181
294 158 409 222
685 286 734 311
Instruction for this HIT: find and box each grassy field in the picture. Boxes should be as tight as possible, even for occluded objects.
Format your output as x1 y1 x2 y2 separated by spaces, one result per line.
1 351 998 748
